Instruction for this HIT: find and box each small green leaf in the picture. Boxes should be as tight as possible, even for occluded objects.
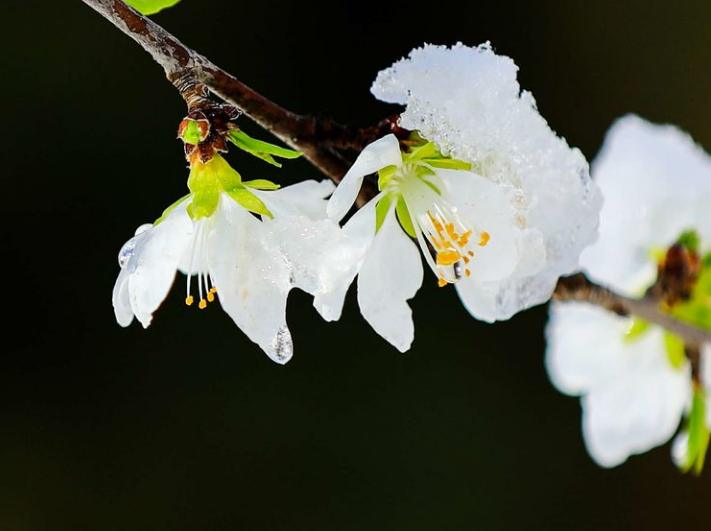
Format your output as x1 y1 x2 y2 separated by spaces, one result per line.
228 129 302 167
678 230 700 253
663 332 686 370
154 193 191 225
623 318 650 343
228 187 273 218
396 197 416 238
180 120 204 145
243 179 281 191
421 157 472 171
375 194 394 234
124 0 182 15
378 165 398 190
680 389 710 475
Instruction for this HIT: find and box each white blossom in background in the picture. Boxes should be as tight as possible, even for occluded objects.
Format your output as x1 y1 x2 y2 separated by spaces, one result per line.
546 115 711 468
371 43 601 321
325 43 600 351
113 152 340 364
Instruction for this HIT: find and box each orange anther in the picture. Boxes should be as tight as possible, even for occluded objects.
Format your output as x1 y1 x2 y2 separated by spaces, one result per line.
465 269 471 277
478 231 490 247
463 256 470 264
199 299 207 310
207 292 215 303
438 278 447 287
468 250 475 257
436 250 462 266
185 296 194 306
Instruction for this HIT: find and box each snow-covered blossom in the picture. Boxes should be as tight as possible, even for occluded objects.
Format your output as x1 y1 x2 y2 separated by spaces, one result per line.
325 43 600 350
371 43 601 320
546 115 711 468
113 153 338 364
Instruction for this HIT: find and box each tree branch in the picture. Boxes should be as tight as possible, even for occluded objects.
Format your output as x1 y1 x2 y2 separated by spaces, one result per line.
554 274 711 349
81 0 711 350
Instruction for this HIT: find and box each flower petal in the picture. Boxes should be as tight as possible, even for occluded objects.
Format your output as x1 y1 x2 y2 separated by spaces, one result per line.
208 196 295 364
327 134 402 222
253 179 335 220
547 301 691 467
112 267 134 327
357 205 423 352
126 202 193 328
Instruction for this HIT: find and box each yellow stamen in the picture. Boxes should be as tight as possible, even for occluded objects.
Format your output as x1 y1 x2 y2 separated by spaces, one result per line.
199 299 207 310
185 296 194 306
436 249 462 266
465 269 471 277
478 231 490 247
438 278 447 288
207 291 215 303
210 287 217 293
463 256 470 264
468 250 475 257
458 230 472 247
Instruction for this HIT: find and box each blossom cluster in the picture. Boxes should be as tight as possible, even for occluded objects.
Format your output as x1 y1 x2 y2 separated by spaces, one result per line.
112 43 711 472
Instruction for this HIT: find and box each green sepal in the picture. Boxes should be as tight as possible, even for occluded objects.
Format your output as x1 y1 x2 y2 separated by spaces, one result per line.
124 0 182 15
375 194 394 234
396 197 417 238
406 141 438 161
180 120 204 145
679 389 710 475
378 165 398 191
623 318 650 343
154 193 191 225
228 187 273 219
421 157 472 171
421 178 442 196
243 179 281 191
228 129 302 168
187 189 219 219
663 332 686 370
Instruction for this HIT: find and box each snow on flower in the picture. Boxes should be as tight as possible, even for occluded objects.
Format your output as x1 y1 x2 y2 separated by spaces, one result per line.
112 153 338 364
371 43 601 320
325 43 600 350
546 115 711 468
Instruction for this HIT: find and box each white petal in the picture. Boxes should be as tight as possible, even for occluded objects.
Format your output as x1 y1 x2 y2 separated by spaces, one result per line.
112 267 134 327
253 179 335 220
546 301 691 467
126 202 193 328
357 206 423 352
582 115 711 294
326 134 402 222
208 197 295 364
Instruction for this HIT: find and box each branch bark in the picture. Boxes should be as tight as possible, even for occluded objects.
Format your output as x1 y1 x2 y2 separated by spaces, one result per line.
81 0 711 350
554 274 711 349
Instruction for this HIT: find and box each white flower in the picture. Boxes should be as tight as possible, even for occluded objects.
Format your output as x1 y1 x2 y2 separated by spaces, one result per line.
112 154 337 364
371 43 601 319
546 115 711 467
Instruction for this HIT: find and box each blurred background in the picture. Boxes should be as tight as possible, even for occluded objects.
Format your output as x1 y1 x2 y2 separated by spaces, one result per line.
1 0 710 529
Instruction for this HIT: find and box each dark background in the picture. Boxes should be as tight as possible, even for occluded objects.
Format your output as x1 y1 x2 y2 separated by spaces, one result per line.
2 1 710 529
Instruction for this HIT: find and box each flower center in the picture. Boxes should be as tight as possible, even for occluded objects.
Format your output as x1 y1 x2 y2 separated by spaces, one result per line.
395 167 491 286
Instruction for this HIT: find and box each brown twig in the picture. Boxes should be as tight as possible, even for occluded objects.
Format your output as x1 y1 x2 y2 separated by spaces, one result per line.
554 274 711 350
82 0 711 350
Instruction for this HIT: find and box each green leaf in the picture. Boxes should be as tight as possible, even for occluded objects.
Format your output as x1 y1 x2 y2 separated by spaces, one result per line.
377 165 398 190
154 193 191 225
228 187 273 218
663 332 686 370
243 179 281 191
396 197 416 238
680 389 710 475
678 230 700 253
421 157 472 171
179 119 204 145
124 0 182 15
623 318 650 343
228 129 302 167
375 194 394 234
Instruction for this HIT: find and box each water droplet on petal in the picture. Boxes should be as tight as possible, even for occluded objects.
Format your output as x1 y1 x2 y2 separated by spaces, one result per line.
272 326 293 363
118 224 152 269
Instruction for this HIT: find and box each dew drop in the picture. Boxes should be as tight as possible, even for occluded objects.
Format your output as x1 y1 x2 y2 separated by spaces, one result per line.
272 326 293 363
118 224 153 269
